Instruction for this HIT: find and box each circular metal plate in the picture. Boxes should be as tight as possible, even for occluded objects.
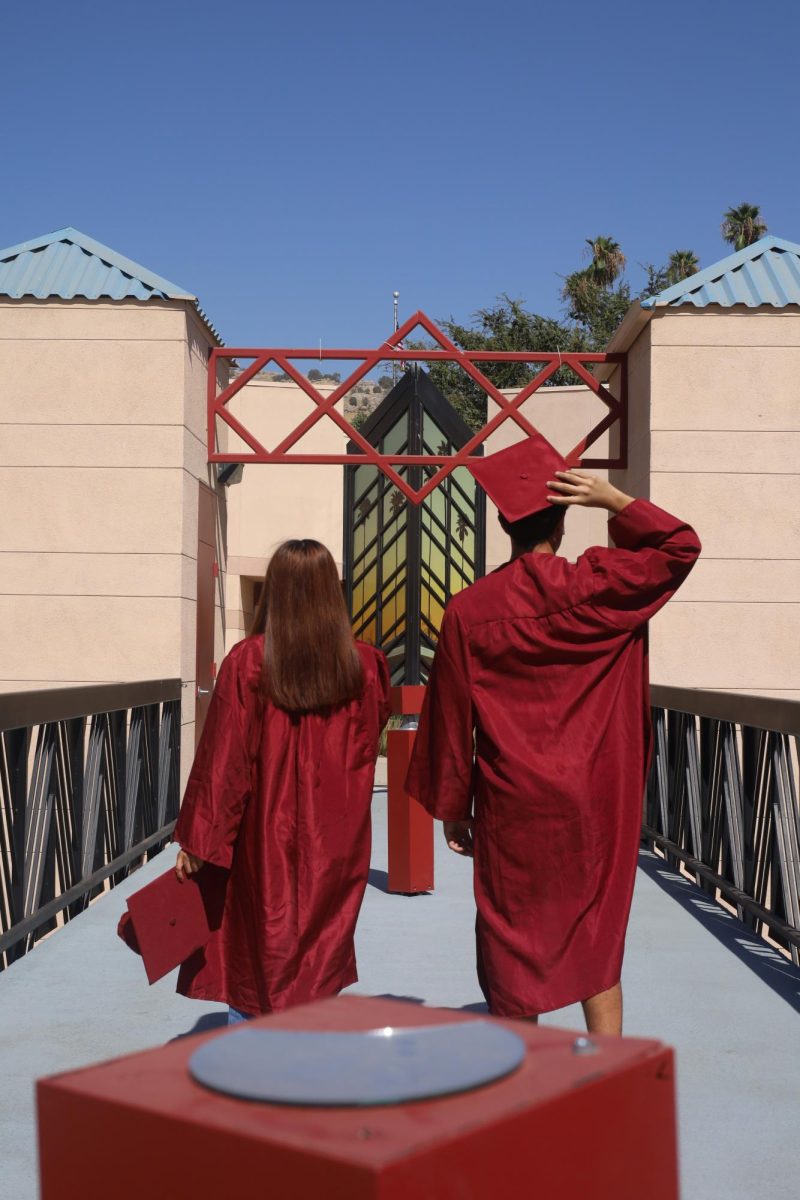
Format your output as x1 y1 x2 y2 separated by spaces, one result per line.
188 1021 525 1107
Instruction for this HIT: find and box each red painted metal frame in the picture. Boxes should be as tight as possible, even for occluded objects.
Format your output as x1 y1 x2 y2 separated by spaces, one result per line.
208 311 627 505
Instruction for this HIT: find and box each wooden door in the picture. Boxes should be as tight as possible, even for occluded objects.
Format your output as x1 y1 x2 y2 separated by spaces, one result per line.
195 482 218 745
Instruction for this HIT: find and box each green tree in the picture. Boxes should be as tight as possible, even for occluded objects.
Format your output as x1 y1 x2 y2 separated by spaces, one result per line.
639 262 671 299
561 234 631 349
721 203 767 251
410 296 588 431
666 250 699 285
562 271 630 350
584 236 627 286
308 368 323 381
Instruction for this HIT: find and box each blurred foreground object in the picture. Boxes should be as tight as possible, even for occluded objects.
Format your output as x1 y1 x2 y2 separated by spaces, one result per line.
38 995 678 1199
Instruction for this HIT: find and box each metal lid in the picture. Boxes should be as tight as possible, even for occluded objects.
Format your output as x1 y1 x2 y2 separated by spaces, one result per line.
188 1020 525 1107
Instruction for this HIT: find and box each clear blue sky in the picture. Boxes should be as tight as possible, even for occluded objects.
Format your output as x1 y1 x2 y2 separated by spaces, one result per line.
3 0 798 350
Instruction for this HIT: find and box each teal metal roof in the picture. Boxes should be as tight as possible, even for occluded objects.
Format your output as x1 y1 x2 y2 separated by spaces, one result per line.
0 227 222 339
642 236 800 309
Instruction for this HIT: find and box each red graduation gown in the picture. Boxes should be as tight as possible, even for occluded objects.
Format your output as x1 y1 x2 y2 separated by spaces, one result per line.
174 636 390 1015
406 500 701 1017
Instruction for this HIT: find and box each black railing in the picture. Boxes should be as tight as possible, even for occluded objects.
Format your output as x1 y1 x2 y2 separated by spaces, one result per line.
645 686 800 964
0 680 181 969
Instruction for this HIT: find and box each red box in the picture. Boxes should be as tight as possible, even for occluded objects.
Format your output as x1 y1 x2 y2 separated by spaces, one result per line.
37 996 678 1200
386 728 434 894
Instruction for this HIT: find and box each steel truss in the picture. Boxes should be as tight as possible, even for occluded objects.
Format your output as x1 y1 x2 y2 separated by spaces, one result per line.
645 686 800 964
0 681 181 969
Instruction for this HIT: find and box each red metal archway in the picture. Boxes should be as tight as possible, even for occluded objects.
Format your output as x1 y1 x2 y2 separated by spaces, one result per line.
207 311 627 500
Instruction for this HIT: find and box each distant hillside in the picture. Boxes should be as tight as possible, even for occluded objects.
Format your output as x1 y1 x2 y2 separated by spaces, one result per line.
229 368 395 424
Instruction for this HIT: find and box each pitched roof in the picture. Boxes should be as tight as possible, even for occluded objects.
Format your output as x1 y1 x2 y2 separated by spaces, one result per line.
0 226 221 339
642 235 800 309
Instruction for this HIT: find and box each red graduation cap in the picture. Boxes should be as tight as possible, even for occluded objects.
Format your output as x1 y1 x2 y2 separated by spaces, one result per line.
117 868 212 985
468 432 580 522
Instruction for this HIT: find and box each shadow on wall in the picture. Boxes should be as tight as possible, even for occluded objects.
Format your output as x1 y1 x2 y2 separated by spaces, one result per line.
637 848 800 1014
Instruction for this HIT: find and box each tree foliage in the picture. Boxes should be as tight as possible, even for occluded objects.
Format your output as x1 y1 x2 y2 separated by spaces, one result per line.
667 249 700 284
721 203 767 251
347 206 764 432
409 297 588 431
583 236 626 286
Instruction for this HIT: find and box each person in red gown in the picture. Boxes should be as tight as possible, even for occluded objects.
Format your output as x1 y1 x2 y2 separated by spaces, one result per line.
173 540 390 1021
406 435 701 1035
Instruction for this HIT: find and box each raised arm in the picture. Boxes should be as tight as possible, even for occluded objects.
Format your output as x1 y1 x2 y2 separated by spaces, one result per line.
548 470 701 631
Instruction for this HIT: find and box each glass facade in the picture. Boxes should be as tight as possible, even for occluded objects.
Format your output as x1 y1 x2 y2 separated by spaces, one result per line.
344 369 485 685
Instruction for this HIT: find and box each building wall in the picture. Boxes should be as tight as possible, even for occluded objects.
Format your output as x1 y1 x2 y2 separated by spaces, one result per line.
0 297 225 780
222 378 347 649
484 385 611 571
612 307 800 698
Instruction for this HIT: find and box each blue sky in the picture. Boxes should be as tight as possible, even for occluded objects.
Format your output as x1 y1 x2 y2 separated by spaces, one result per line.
3 0 798 351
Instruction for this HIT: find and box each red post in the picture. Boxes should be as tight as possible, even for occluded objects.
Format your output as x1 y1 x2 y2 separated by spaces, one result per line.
386 685 432 894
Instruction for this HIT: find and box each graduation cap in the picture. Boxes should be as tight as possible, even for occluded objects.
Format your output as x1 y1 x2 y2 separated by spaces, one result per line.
468 432 580 523
117 868 212 985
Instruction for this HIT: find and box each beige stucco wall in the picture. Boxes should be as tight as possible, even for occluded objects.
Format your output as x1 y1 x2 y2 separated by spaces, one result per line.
612 307 800 698
222 378 347 647
484 384 612 571
0 297 226 779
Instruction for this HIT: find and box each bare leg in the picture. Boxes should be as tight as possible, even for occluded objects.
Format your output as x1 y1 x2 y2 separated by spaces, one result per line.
581 982 622 1036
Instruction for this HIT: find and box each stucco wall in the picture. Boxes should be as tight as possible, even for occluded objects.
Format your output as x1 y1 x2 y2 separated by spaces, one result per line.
222 378 347 648
483 385 611 571
612 307 800 698
0 298 225 780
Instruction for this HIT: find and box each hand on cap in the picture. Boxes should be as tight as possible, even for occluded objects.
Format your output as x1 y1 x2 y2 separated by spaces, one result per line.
546 471 634 514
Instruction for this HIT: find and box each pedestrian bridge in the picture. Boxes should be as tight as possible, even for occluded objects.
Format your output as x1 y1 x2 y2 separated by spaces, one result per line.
1 785 798 1200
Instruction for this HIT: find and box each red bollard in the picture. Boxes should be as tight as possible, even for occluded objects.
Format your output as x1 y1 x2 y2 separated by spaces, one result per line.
386 685 433 894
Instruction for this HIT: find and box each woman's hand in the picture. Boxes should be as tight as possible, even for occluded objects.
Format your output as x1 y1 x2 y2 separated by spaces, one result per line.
546 470 634 514
175 849 204 883
443 819 474 857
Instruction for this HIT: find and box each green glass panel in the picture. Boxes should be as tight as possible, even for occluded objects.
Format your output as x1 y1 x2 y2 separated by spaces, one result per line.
380 412 409 457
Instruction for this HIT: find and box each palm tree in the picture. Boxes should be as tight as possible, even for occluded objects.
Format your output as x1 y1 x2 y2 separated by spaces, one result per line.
585 236 626 286
666 250 700 286
721 204 767 251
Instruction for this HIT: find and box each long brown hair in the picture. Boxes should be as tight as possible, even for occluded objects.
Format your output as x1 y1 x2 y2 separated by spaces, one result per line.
250 540 363 712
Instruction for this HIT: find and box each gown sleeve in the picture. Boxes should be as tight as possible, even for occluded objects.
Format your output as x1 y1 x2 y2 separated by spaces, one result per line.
584 498 701 632
173 647 254 869
405 605 474 821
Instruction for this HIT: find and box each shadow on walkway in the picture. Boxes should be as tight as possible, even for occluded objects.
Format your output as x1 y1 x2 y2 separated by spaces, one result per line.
170 1011 228 1042
638 848 800 1013
372 993 425 1005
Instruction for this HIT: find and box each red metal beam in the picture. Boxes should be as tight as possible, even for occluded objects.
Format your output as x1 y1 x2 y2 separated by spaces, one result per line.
207 312 628 504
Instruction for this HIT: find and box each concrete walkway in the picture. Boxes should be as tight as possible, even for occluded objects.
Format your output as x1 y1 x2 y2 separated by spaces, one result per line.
1 789 798 1198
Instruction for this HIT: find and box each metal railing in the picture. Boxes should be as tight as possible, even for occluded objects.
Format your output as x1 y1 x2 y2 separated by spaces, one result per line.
0 680 181 969
644 686 800 964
